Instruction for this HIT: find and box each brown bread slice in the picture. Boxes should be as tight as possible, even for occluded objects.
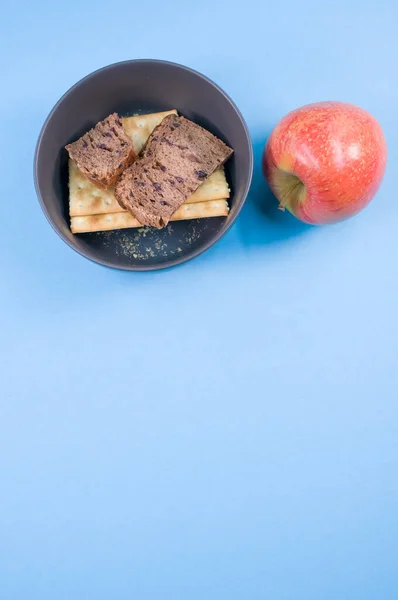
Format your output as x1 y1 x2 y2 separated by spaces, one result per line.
115 158 187 228
65 113 137 189
115 114 233 227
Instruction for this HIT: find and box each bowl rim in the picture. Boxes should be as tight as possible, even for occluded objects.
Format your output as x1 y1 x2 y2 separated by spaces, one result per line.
34 58 254 271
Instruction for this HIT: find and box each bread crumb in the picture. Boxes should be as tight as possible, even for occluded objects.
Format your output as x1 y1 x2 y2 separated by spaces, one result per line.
92 220 205 262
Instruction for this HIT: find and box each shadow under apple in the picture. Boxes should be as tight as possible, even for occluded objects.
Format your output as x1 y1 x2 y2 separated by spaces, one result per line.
236 133 314 247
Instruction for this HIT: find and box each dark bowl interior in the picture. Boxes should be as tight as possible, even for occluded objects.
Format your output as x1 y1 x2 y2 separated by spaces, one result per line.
34 60 253 270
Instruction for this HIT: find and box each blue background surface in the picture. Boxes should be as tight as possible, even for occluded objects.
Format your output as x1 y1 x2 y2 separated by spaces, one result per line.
1 0 398 598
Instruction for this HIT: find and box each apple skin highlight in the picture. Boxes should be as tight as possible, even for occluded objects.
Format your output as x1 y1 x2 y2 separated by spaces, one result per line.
263 101 387 225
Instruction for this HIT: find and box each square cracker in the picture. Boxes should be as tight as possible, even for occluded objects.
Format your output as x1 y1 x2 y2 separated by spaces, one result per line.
69 160 230 217
122 110 178 154
69 162 230 217
70 199 229 233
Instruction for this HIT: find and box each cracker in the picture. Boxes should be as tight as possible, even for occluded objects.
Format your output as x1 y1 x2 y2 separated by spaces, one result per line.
69 160 230 217
186 168 230 203
69 159 118 216
70 200 229 234
122 110 178 154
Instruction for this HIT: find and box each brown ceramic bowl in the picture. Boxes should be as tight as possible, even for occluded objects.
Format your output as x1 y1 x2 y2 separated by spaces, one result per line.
34 59 253 270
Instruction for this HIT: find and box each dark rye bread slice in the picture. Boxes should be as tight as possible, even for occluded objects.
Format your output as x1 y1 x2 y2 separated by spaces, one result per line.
115 159 188 228
65 113 137 190
114 114 233 228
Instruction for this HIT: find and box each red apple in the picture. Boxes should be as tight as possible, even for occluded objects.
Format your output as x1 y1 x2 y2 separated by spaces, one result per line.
263 101 387 224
